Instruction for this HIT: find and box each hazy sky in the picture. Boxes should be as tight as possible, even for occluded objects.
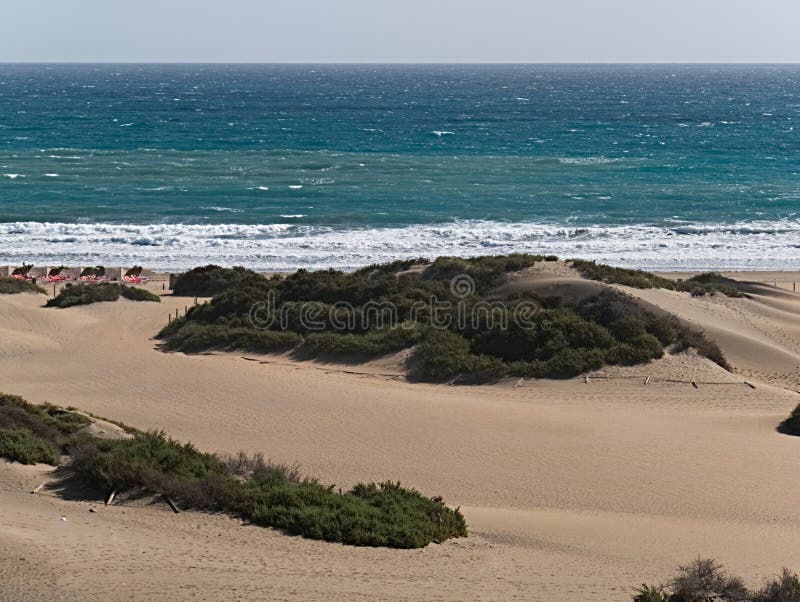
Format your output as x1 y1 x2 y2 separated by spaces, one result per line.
3 0 800 63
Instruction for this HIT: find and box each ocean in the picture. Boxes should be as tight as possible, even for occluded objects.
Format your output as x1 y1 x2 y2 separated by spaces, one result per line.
1 63 799 271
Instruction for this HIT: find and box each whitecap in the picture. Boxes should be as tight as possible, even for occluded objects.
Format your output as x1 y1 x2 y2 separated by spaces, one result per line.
432 131 455 137
280 214 306 218
43 173 60 177
288 185 303 189
201 206 244 213
3 174 23 179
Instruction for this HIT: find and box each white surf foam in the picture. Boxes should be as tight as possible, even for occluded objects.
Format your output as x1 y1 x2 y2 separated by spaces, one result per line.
1 219 799 272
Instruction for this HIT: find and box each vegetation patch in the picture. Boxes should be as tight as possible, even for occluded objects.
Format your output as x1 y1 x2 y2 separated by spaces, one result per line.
634 558 800 602
0 393 466 549
0 277 45 295
0 393 90 464
158 256 729 381
571 260 744 297
170 265 267 297
46 283 160 308
778 403 800 436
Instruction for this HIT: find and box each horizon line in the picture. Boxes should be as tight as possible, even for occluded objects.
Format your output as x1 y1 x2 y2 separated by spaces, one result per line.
2 60 800 65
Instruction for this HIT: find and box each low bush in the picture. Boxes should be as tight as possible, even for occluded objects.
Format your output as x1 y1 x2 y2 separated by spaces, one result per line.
160 323 301 354
1 394 467 549
120 286 161 302
572 261 744 298
778 404 800 436
0 277 45 295
0 427 59 465
422 253 548 293
634 559 800 602
0 393 90 464
46 283 159 308
171 265 266 297
304 324 425 356
67 429 467 549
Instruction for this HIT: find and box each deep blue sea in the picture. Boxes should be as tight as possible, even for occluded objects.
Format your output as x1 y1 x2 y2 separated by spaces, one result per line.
1 63 799 270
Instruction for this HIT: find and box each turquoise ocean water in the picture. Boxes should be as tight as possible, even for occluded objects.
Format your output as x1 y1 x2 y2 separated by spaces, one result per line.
1 64 799 270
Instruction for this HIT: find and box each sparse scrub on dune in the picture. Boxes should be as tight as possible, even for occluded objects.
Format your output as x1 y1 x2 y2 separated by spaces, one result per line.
634 558 800 602
46 283 160 308
778 404 800 436
0 393 466 549
159 255 730 381
571 260 744 298
353 257 430 276
0 277 45 295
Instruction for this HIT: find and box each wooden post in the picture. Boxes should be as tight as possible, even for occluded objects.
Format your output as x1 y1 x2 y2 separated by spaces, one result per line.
164 495 180 514
31 482 46 494
584 374 590 383
514 378 524 389
168 314 171 324
194 297 198 306
644 374 651 386
105 490 116 506
175 309 179 320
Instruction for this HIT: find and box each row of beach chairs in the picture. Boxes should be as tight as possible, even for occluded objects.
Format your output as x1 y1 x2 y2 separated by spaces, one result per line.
10 264 150 285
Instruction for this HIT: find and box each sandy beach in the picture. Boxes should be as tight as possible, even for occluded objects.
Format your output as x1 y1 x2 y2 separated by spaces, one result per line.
1 270 799 601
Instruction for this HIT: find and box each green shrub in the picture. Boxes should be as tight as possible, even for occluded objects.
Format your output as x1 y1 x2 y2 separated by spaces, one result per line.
778 404 800 436
415 330 474 380
422 253 547 293
46 283 159 308
0 393 91 465
161 323 301 354
572 261 743 298
572 260 680 290
305 325 424 356
120 286 161 302
1 393 466 549
158 257 730 382
0 427 59 465
0 277 45 295
69 430 466 549
353 258 429 276
171 265 267 297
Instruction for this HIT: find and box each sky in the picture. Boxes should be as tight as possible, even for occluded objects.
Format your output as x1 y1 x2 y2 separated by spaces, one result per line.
2 0 800 63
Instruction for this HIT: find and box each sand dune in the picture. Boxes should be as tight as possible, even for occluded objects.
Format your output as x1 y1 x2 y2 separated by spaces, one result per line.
1 276 799 601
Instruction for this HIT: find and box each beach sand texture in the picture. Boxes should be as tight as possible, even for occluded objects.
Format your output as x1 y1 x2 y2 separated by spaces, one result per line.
1 271 799 601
